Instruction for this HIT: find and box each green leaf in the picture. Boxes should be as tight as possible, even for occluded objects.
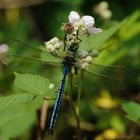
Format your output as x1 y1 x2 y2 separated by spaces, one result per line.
122 101 140 125
0 104 36 139
80 22 123 51
0 94 38 109
119 10 140 40
14 73 55 97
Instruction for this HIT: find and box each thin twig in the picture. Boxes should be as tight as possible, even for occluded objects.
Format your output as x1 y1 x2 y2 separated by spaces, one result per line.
37 98 49 140
67 73 81 140
76 70 84 140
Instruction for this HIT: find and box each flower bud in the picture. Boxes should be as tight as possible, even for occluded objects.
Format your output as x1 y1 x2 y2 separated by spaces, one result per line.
92 50 99 57
44 41 50 47
81 62 89 69
49 83 55 89
50 37 59 45
54 42 63 49
85 56 93 63
46 44 55 52
79 50 88 58
0 44 9 53
86 27 102 35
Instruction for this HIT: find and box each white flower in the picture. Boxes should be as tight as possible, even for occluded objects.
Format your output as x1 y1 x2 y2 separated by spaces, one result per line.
82 16 94 28
46 44 55 52
85 56 93 63
49 83 55 89
68 11 102 35
86 27 103 34
79 50 88 58
94 1 112 19
68 11 80 24
54 42 63 49
0 44 9 53
0 44 9 65
44 41 50 46
101 10 112 19
99 1 109 9
45 37 63 52
79 55 93 69
81 62 89 69
50 37 59 45
44 41 50 47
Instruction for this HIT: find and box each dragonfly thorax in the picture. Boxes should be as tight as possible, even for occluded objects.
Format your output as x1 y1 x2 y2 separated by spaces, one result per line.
63 56 75 68
66 49 76 58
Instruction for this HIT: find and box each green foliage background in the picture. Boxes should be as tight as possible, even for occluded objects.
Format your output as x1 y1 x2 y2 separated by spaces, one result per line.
0 0 140 140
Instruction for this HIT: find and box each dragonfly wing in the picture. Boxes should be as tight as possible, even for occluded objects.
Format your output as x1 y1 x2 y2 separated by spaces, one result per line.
84 63 127 91
6 39 63 73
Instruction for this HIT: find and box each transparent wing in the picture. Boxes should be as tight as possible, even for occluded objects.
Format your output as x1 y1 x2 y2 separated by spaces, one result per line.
6 39 63 73
84 62 127 91
5 39 127 91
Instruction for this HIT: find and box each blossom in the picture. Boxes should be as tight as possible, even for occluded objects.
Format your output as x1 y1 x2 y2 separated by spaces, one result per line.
85 56 93 63
82 16 94 28
0 44 9 53
94 1 112 19
44 37 63 52
68 11 102 35
68 11 80 24
81 62 89 69
79 50 88 58
49 37 59 45
45 44 55 52
79 55 93 70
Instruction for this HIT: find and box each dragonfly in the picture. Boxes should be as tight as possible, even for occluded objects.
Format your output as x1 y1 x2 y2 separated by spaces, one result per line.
6 33 126 135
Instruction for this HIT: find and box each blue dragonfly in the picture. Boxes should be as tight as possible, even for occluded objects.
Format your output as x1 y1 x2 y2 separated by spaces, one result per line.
6 32 126 136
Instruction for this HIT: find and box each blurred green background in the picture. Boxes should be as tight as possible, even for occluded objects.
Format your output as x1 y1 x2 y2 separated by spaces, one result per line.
0 0 140 140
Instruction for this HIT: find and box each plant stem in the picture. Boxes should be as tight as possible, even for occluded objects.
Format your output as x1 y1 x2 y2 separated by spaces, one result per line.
67 96 81 140
67 72 82 140
76 70 84 140
77 70 84 116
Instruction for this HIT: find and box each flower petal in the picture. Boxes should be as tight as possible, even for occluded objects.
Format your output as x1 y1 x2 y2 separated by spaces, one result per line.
50 37 59 45
86 26 102 34
68 11 80 24
85 56 93 63
46 44 55 52
82 16 94 28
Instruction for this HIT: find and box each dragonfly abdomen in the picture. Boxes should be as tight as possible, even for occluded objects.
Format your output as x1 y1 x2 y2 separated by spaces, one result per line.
48 66 70 135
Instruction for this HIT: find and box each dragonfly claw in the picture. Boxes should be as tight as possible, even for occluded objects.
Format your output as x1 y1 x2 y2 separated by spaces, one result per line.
48 129 54 136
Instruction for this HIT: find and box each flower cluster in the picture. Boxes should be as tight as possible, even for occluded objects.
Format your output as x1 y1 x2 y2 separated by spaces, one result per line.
68 11 102 35
45 37 63 52
44 11 102 70
45 11 102 53
78 51 93 69
79 55 93 69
